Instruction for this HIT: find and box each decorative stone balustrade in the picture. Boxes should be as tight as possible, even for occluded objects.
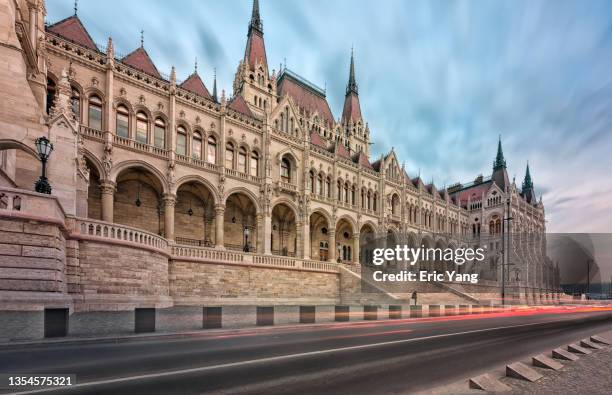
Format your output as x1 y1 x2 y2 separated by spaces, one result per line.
73 218 168 252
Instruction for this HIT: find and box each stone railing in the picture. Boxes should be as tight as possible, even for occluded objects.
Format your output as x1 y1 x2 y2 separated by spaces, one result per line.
0 187 65 226
73 218 168 252
171 244 339 273
113 134 170 158
175 154 219 172
279 181 298 193
224 168 259 183
80 125 104 141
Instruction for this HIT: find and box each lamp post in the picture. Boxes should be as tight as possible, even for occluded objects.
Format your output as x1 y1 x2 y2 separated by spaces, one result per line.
34 136 54 194
243 226 250 252
501 196 513 305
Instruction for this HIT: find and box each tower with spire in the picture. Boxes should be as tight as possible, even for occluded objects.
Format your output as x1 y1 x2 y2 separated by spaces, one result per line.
491 136 510 191
522 162 536 204
233 0 277 117
340 49 370 156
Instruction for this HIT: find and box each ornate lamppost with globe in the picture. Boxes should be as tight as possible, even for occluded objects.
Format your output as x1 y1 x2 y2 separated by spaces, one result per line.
34 136 54 194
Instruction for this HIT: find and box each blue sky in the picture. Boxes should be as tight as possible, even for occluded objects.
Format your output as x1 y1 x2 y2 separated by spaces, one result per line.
47 0 612 232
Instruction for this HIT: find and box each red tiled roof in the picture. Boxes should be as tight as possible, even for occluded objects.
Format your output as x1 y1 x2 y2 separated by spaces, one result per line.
47 16 97 51
245 30 267 70
451 181 492 206
180 73 212 99
278 75 334 127
353 151 373 169
228 95 254 118
336 143 351 159
310 132 327 149
341 92 362 123
121 47 162 79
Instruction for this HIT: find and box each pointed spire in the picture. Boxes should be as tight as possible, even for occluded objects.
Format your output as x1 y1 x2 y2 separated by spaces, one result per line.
346 46 358 96
522 162 533 190
194 57 198 73
493 135 506 170
212 68 218 102
74 0 78 15
140 29 144 48
250 0 263 32
170 65 176 86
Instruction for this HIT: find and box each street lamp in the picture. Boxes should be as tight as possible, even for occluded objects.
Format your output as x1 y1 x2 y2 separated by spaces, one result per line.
34 136 54 194
501 196 513 305
243 226 250 252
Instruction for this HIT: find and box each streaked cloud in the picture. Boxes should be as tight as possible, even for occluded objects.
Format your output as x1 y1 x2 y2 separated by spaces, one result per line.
46 0 612 232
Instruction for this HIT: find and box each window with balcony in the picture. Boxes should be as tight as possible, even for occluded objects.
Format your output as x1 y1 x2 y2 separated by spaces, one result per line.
116 105 129 138
176 126 187 156
154 118 165 148
207 136 217 163
238 147 247 173
281 158 291 183
88 95 103 130
225 143 235 169
136 112 148 144
192 131 202 159
250 151 259 176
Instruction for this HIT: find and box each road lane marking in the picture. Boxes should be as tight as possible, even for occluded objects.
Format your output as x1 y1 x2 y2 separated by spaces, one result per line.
8 318 599 395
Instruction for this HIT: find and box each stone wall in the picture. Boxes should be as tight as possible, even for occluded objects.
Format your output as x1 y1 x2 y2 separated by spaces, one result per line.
169 260 340 305
74 240 171 311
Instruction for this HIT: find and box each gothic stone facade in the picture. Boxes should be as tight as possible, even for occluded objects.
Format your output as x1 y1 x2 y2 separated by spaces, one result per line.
0 0 556 338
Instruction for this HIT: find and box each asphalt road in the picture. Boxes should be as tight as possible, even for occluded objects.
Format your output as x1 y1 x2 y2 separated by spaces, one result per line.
1 307 611 395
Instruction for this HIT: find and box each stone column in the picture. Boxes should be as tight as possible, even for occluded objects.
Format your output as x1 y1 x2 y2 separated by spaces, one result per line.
28 2 37 50
256 214 263 253
163 194 176 241
353 232 360 264
100 181 115 223
263 214 272 254
302 218 310 260
328 227 336 263
215 204 225 248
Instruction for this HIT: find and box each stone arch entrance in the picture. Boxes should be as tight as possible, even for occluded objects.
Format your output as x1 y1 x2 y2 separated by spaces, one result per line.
359 223 376 264
336 217 356 263
175 182 216 247
114 167 165 235
271 203 297 257
309 210 330 262
224 192 258 252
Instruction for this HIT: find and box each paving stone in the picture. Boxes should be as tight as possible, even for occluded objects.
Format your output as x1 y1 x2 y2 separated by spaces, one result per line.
506 362 543 382
532 354 564 370
580 339 603 350
552 348 579 361
567 343 592 355
590 335 611 345
469 373 511 392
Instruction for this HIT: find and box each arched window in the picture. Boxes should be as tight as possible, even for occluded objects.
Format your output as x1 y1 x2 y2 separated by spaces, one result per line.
46 78 56 115
310 171 316 193
88 95 103 130
326 177 331 198
192 131 202 159
281 158 291 182
373 193 378 211
154 118 165 148
176 126 187 156
135 112 148 144
351 186 356 206
250 151 259 176
344 183 349 204
225 142 235 169
116 105 129 138
367 191 371 210
337 180 342 201
71 87 81 121
238 147 247 173
317 174 323 195
207 136 217 163
361 189 365 209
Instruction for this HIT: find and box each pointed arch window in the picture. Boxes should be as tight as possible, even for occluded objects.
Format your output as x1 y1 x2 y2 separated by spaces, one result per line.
326 177 331 198
192 131 202 159
154 118 165 148
88 95 103 130
71 87 81 121
238 147 247 173
46 78 56 115
136 111 148 144
344 182 349 204
250 151 259 176
176 126 187 156
225 142 235 169
116 105 129 138
373 193 378 211
310 171 316 194
317 174 323 195
207 136 217 163
281 158 291 183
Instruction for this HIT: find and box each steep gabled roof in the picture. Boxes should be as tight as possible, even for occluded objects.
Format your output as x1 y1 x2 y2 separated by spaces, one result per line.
228 95 254 118
244 0 267 70
180 72 212 99
341 93 362 124
371 159 382 172
277 69 334 127
47 15 97 51
450 180 493 207
353 151 373 169
121 47 162 79
310 131 328 149
335 142 351 160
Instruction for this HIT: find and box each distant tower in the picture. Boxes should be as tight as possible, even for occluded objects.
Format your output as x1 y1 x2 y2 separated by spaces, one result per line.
491 136 510 192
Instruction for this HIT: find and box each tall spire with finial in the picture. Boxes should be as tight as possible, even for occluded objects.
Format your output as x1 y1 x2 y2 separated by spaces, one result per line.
212 68 218 102
346 46 358 95
493 135 506 170
522 162 533 190
250 0 263 32
74 0 78 15
194 57 198 73
140 29 144 48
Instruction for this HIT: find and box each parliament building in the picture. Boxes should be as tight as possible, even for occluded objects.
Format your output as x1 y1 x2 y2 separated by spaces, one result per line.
0 0 558 339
